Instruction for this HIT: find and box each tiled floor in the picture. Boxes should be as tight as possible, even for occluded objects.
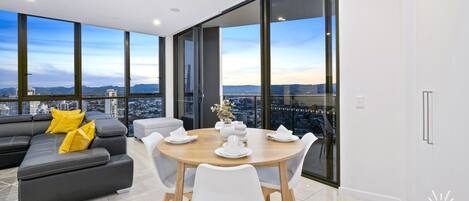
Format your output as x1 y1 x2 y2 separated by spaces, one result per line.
0 138 362 201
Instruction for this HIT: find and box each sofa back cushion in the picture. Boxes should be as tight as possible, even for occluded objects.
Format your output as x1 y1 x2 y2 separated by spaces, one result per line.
0 115 33 138
32 114 52 135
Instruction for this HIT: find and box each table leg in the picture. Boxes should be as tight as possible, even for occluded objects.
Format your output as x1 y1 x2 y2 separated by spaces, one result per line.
279 161 293 201
175 161 185 201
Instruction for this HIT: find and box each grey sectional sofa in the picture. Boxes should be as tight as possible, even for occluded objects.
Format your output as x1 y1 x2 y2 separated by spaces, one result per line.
0 111 133 201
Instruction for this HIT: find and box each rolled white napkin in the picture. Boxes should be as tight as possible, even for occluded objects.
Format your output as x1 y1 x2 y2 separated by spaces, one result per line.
214 121 224 130
275 125 293 139
170 127 187 141
223 135 245 154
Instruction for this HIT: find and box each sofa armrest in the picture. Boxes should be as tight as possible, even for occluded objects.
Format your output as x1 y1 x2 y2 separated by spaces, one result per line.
95 118 128 138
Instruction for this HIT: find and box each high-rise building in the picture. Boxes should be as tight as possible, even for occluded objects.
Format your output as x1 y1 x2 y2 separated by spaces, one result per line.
27 88 40 114
0 104 10 116
105 89 118 118
58 101 70 111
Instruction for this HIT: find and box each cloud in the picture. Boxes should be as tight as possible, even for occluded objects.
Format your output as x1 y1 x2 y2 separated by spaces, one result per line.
0 68 17 88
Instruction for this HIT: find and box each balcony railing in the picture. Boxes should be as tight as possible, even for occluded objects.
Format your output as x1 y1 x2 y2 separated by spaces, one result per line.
223 94 337 137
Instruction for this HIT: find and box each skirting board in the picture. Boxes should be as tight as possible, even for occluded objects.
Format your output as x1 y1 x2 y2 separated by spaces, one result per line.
339 187 402 201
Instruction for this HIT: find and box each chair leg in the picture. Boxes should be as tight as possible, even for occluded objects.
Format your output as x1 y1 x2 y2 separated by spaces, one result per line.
289 189 296 201
163 192 192 201
163 193 173 201
184 192 193 201
262 187 276 201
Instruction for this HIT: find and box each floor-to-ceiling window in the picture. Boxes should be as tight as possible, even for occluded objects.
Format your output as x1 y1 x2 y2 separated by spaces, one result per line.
269 0 337 183
0 10 165 136
202 0 262 128
221 22 262 127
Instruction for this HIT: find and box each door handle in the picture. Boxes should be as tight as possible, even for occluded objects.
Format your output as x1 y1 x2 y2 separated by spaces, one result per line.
422 91 433 145
426 91 433 145
422 91 427 141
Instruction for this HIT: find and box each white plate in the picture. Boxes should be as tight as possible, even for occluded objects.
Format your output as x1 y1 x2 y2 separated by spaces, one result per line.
164 135 198 144
267 133 299 142
214 147 252 159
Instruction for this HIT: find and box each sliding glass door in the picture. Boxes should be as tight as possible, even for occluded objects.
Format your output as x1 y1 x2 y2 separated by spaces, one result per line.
269 0 337 184
175 29 200 129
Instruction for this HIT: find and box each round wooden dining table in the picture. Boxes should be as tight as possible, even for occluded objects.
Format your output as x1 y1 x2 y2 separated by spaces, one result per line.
156 128 305 201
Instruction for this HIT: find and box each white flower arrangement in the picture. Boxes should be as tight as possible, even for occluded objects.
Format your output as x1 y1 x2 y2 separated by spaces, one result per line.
211 100 235 124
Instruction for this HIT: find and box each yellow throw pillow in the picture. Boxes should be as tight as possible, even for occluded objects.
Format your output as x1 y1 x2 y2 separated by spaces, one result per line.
46 108 81 133
59 120 95 154
50 112 85 134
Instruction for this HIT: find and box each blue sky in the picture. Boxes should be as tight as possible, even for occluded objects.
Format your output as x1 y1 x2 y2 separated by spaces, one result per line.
0 10 159 89
222 17 330 86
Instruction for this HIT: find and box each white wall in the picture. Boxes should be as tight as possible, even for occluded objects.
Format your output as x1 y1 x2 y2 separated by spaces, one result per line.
165 36 174 118
339 0 409 200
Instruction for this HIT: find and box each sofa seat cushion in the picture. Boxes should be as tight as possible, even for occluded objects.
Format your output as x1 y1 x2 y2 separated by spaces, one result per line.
0 136 31 153
18 134 110 180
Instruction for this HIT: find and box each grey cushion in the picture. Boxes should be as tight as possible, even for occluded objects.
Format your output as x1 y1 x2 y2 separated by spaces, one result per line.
18 154 133 201
0 115 32 124
90 135 127 156
18 134 110 180
85 111 112 122
0 121 33 138
32 114 52 121
32 121 51 136
95 118 127 137
0 136 30 153
32 114 52 135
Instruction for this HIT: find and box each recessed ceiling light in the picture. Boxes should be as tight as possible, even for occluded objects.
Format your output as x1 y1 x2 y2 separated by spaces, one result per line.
153 19 161 26
277 17 286 21
26 0 35 2
170 8 181 12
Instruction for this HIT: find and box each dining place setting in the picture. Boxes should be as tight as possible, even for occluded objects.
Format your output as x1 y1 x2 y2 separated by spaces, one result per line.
142 100 318 201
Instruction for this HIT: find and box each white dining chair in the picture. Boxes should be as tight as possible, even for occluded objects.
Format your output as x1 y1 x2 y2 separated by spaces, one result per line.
191 164 265 201
257 132 318 201
141 132 195 201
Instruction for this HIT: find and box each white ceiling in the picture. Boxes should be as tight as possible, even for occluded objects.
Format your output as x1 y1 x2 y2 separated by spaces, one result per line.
0 0 244 36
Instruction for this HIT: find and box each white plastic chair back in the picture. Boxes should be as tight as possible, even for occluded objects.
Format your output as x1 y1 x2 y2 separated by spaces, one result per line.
192 164 265 201
141 132 178 192
288 132 318 186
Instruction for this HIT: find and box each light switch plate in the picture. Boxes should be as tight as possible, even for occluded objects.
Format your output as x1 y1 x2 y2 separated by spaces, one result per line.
356 96 365 109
